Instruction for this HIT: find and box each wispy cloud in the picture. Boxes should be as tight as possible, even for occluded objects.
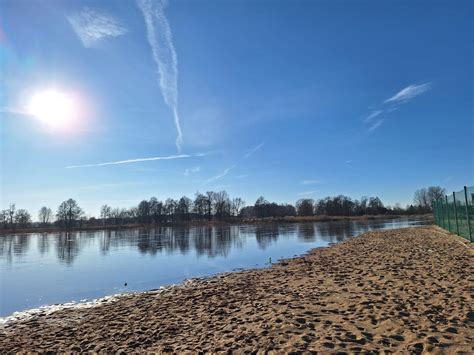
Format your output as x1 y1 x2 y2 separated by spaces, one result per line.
364 110 383 123
204 164 237 184
297 190 318 197
67 7 127 48
301 179 320 185
136 0 183 152
384 83 432 104
203 142 265 184
184 166 200 175
0 106 30 117
66 154 196 169
244 142 265 158
367 119 384 132
362 82 432 133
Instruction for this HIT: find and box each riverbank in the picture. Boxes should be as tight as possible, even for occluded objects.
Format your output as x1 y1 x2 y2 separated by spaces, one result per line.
0 213 432 235
1 226 472 352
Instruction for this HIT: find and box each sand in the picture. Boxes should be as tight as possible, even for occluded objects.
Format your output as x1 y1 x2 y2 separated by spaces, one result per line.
1 226 473 353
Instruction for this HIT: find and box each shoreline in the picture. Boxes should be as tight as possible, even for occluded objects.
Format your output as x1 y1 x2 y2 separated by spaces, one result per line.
0 226 472 352
0 213 432 236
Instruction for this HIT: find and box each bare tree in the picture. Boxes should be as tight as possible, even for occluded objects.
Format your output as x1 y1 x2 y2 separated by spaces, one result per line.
7 204 15 227
254 196 269 218
427 186 446 202
38 206 53 225
296 199 314 216
56 199 83 229
213 191 231 219
413 188 430 208
164 198 177 222
100 205 111 225
414 186 446 212
177 196 193 220
367 197 385 214
128 207 138 221
137 200 151 224
149 197 163 224
15 209 32 227
193 192 207 220
231 197 245 217
0 210 7 229
205 191 214 220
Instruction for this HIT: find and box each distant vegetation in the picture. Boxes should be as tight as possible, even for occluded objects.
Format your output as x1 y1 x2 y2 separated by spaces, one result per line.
0 186 443 232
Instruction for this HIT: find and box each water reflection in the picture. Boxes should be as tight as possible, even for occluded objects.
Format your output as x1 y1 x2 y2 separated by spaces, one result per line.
0 218 429 316
0 219 427 266
298 223 316 241
56 233 81 265
0 234 31 264
38 234 50 255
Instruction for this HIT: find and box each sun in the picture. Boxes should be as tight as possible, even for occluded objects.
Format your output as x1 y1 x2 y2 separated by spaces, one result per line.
28 89 78 129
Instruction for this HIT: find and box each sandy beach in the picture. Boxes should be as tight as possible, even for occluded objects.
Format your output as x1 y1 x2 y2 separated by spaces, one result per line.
1 226 472 353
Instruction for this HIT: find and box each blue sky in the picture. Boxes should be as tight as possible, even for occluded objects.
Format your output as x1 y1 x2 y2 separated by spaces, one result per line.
1 0 472 218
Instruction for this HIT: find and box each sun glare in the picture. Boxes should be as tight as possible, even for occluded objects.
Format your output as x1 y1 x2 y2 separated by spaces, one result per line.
28 89 78 129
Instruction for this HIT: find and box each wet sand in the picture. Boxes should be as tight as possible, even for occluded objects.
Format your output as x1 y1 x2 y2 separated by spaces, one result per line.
1 226 472 353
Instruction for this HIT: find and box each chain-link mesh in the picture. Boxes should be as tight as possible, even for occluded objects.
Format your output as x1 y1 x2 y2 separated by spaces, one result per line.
433 186 473 241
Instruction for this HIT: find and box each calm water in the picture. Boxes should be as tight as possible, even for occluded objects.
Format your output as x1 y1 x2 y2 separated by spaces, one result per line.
0 218 428 317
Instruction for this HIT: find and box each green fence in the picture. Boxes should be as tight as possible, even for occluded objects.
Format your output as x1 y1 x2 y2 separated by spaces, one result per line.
432 186 473 242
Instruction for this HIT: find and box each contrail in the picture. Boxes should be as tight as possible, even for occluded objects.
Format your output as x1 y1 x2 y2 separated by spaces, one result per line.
204 164 237 184
244 142 265 158
66 154 192 168
203 142 265 184
136 0 183 152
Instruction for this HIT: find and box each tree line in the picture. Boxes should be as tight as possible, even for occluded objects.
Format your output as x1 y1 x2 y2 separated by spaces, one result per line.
0 186 443 231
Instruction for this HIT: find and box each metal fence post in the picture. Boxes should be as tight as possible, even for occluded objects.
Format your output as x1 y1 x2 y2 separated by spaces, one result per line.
440 199 445 229
443 198 448 229
439 200 442 227
453 192 460 236
436 200 440 227
445 195 451 232
438 200 441 226
464 186 473 242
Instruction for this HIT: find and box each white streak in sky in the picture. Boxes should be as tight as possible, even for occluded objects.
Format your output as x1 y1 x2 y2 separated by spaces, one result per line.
0 106 29 115
364 110 383 123
67 7 127 48
384 83 432 104
204 164 237 184
66 154 193 168
136 0 183 152
203 142 265 184
361 82 431 133
301 179 319 185
367 119 384 132
244 142 265 158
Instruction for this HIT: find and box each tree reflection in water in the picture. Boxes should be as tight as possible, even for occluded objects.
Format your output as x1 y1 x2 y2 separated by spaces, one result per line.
0 219 425 265
297 223 316 242
56 232 80 265
0 234 31 265
38 233 50 255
